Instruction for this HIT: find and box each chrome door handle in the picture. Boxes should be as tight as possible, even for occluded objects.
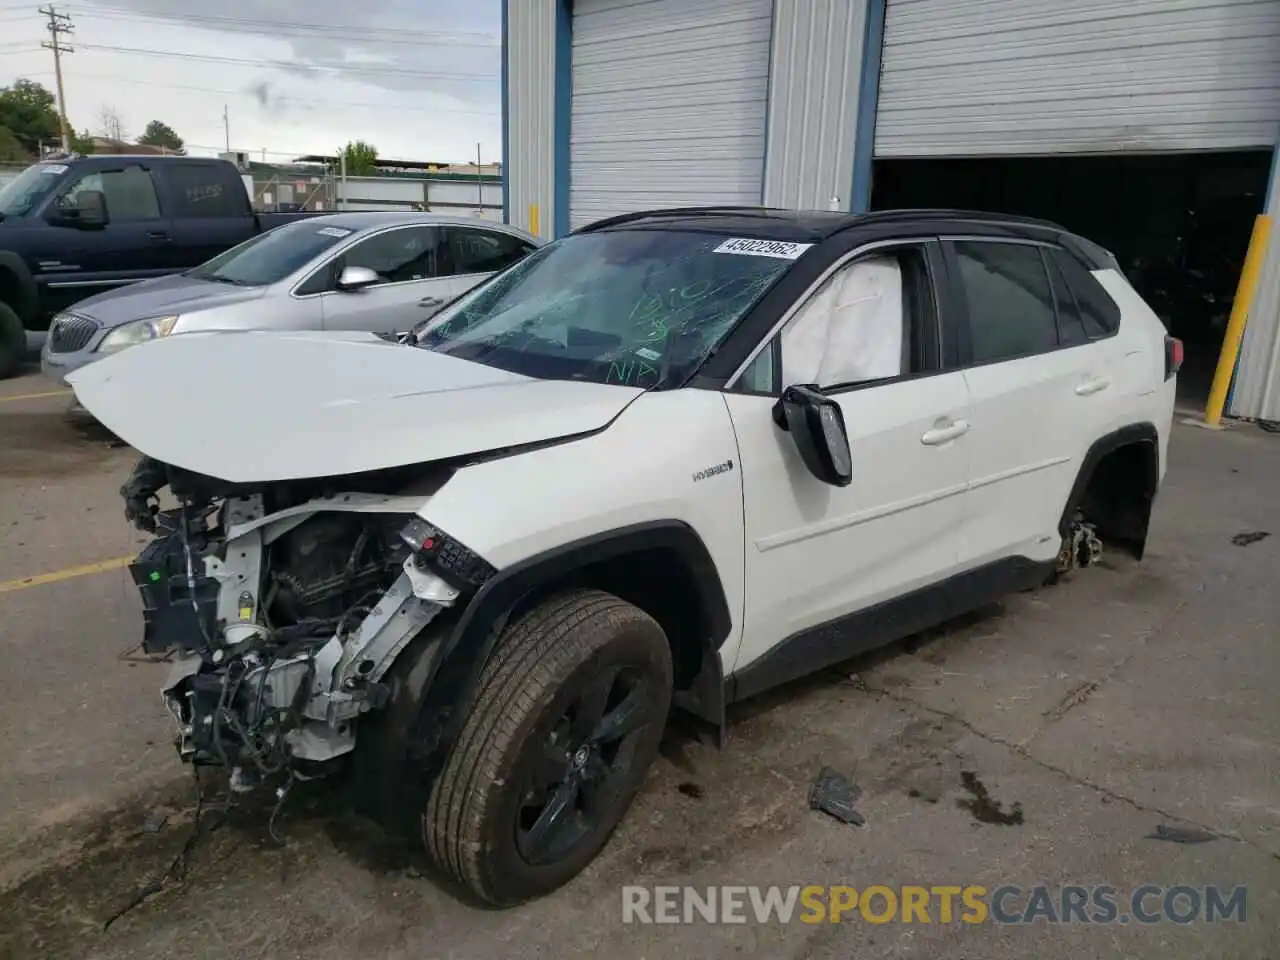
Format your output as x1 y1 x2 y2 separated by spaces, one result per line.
921 419 970 445
1075 375 1110 396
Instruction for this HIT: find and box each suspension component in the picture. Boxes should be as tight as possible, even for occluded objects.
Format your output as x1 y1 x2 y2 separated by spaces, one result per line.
1057 515 1103 575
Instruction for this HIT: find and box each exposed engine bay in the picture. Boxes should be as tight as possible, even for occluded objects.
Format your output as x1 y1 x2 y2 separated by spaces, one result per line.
119 455 492 792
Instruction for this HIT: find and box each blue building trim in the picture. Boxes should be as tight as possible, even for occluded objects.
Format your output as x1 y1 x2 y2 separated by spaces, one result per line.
553 0 573 237
759 0 778 204
1225 140 1280 413
850 0 886 214
500 0 510 224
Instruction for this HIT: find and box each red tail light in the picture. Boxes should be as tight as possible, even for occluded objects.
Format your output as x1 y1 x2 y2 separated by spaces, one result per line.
1165 336 1183 381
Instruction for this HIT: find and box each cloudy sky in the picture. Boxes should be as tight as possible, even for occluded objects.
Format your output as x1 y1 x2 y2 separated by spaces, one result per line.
0 0 502 164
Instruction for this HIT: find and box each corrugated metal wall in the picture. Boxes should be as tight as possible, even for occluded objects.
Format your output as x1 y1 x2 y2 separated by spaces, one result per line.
568 0 773 230
762 0 869 211
505 0 557 238
876 0 1280 157
1230 147 1280 421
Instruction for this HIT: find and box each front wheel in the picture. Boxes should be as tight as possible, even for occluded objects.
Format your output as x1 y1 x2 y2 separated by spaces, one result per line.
425 589 673 906
0 302 25 380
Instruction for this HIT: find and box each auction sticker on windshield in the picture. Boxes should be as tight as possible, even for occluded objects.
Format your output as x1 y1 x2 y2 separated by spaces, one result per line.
714 238 813 260
39 164 68 174
316 226 353 238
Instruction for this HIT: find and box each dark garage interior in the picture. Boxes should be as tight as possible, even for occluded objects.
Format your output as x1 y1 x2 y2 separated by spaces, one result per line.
871 151 1274 407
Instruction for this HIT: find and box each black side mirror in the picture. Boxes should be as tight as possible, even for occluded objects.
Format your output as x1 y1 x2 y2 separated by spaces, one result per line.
49 189 108 229
772 384 852 487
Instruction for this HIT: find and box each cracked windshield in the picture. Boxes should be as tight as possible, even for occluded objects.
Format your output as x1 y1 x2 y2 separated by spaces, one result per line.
416 229 793 388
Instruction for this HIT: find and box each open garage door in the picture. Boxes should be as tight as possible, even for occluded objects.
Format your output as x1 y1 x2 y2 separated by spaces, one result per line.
875 0 1280 157
568 0 772 230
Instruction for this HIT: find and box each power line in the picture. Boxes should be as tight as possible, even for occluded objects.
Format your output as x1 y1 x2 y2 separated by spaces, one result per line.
73 42 498 82
67 7 500 48
54 69 498 116
39 4 73 151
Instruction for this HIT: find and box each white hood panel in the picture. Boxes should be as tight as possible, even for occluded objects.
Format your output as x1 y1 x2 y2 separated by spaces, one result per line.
67 330 643 483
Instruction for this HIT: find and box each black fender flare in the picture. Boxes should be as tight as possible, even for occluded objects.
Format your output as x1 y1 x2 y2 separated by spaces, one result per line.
406 520 732 776
1058 422 1160 550
0 251 39 322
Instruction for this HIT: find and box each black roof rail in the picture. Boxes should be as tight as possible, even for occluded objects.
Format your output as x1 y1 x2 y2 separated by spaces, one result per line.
574 205 824 234
855 208 1070 232
571 204 1077 242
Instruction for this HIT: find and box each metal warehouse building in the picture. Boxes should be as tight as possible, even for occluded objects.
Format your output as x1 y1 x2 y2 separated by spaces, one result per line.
501 0 1280 421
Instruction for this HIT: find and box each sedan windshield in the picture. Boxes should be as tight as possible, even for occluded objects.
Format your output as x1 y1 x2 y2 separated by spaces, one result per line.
0 163 67 218
414 229 798 388
186 220 352 286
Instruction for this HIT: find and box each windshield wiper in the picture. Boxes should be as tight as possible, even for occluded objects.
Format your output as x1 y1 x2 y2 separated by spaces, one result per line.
199 274 246 286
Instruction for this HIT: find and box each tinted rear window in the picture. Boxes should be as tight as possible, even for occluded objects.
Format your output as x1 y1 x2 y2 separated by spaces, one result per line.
1049 247 1120 335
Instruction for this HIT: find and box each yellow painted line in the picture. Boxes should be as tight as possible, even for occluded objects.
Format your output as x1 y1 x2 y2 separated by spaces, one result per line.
0 389 73 403
0 555 133 594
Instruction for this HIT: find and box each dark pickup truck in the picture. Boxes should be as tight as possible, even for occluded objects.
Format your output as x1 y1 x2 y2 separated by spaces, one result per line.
0 154 328 378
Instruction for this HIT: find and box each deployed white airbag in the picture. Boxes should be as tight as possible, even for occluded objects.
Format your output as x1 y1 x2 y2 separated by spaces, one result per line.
781 256 903 387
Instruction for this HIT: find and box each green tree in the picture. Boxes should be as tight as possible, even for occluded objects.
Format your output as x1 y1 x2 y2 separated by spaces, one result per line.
137 119 185 153
339 139 378 176
0 125 27 162
0 79 61 155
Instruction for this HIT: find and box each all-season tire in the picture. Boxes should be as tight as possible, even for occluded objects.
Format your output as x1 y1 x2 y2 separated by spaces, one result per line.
0 302 24 381
424 589 673 906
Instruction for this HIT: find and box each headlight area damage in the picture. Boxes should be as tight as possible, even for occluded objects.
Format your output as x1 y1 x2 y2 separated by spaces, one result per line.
119 454 491 793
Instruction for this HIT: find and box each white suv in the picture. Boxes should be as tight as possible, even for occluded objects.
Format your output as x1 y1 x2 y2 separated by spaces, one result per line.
69 207 1180 907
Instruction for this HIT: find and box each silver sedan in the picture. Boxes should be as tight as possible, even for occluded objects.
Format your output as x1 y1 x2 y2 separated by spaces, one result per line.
41 211 541 386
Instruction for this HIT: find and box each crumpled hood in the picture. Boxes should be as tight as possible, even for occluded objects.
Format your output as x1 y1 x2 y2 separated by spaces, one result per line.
67 329 644 483
69 273 268 327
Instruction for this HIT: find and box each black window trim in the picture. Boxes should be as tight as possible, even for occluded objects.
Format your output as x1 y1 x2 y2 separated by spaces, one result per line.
940 235 1119 371
724 237 950 399
1042 245 1085 347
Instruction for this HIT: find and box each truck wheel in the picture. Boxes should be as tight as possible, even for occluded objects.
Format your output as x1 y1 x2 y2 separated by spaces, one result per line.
0 302 24 380
425 589 673 906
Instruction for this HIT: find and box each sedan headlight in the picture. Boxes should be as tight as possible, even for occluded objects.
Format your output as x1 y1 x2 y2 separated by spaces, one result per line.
98 315 180 353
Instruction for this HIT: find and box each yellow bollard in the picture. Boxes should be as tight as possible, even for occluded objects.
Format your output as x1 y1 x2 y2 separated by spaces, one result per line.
1204 214 1273 427
529 203 540 239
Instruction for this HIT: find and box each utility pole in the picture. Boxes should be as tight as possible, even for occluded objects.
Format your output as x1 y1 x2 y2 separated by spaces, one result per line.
475 141 483 210
339 150 347 211
40 6 74 153
223 104 230 154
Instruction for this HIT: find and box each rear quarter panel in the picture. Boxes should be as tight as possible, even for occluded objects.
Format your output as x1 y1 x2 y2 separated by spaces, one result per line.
1092 267 1177 482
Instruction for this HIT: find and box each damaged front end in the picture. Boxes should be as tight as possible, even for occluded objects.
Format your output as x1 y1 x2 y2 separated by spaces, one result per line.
120 455 488 791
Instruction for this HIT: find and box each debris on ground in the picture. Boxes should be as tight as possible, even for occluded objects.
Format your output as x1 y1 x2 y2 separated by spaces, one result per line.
808 767 865 827
1231 531 1270 547
1145 824 1218 844
956 771 1024 826
139 812 169 835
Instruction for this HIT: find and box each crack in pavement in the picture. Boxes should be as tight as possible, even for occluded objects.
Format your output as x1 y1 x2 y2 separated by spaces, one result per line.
860 682 1279 862
1016 574 1208 751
